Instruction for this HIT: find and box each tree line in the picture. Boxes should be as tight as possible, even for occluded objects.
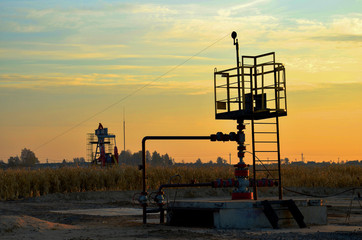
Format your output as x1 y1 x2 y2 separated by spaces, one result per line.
1 148 229 169
3 148 360 169
118 150 174 166
118 150 230 166
6 148 39 167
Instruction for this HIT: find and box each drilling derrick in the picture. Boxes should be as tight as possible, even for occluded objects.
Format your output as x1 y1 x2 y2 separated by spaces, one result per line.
87 123 119 167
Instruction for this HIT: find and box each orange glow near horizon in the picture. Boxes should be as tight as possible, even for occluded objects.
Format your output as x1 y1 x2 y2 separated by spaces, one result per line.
0 1 361 164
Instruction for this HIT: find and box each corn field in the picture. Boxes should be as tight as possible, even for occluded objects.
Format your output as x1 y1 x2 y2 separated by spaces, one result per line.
0 164 361 200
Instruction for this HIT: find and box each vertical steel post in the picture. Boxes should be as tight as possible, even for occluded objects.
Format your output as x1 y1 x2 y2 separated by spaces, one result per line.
160 208 165 223
123 108 126 152
261 65 265 109
283 69 288 112
273 59 283 200
141 138 147 223
214 69 217 116
276 116 283 200
254 57 258 97
251 118 257 200
250 62 258 200
241 56 245 109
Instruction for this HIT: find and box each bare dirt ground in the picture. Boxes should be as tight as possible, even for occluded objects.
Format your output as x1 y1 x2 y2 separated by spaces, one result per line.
0 188 361 240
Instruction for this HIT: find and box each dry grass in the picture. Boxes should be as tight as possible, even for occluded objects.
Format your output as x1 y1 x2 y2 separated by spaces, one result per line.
0 164 361 200
281 164 362 188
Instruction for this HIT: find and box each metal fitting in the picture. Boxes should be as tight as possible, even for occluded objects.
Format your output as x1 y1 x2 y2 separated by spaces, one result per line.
154 191 165 206
138 192 148 206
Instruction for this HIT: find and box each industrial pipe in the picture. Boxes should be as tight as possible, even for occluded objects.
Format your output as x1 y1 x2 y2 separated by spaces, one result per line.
158 182 213 193
139 134 277 224
141 135 211 224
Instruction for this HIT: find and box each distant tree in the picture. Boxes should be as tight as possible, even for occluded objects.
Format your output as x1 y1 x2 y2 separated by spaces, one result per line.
145 151 151 163
73 157 85 164
119 150 132 165
283 158 290 164
118 150 173 166
195 158 202 165
0 160 6 169
216 157 227 165
162 153 174 165
8 156 21 167
20 148 39 166
131 151 142 165
119 150 153 166
151 151 163 166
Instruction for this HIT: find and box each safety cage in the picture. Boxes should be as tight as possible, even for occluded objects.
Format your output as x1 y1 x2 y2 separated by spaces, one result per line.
214 52 287 120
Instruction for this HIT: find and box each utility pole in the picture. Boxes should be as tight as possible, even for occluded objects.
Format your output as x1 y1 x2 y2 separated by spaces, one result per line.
229 153 231 165
123 108 126 152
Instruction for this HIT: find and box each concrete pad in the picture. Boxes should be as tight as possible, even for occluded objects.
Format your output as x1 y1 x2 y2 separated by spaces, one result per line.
167 199 327 229
52 207 150 217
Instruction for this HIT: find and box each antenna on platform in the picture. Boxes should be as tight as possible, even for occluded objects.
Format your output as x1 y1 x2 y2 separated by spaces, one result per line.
232 31 242 110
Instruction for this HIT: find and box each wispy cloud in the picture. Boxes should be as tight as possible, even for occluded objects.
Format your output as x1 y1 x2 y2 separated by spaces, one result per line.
311 34 362 42
1 1 360 91
217 0 270 17
0 72 213 96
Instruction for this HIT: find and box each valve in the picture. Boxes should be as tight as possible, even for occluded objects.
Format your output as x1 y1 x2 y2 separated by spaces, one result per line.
212 178 238 188
217 132 229 141
237 132 245 143
154 191 166 207
229 132 237 141
250 179 279 187
210 132 240 142
138 192 148 206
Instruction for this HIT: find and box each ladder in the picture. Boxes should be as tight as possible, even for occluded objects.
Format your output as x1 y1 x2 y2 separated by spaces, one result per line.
251 116 282 200
261 200 307 229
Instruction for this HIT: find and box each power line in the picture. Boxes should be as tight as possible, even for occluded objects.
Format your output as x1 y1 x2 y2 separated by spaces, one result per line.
34 33 230 151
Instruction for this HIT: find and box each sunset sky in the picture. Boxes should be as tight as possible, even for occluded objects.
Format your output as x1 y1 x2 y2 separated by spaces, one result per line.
0 0 361 164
